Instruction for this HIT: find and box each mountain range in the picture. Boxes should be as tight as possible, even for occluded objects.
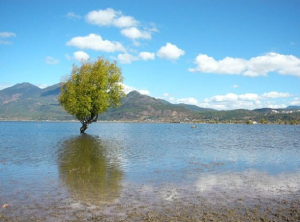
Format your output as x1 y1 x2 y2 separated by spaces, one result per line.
0 82 299 123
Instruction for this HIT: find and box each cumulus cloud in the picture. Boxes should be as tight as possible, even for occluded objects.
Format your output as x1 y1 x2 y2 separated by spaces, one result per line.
232 85 239 88
139 52 155 60
157 43 185 61
114 16 138 28
0 40 12 45
65 12 81 20
0 32 16 38
0 32 16 44
36 84 48 89
169 97 175 103
121 83 150 95
85 8 157 42
290 98 300 106
239 93 260 101
85 8 138 28
189 52 300 77
261 92 291 99
66 34 125 52
117 53 139 64
139 89 151 95
86 8 118 26
208 93 239 102
117 51 155 64
161 93 177 103
177 97 198 105
45 56 59 65
73 51 90 62
121 27 151 40
196 171 300 194
201 91 293 110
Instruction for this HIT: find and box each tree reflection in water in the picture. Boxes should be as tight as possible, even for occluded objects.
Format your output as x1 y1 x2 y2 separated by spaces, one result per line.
58 134 123 205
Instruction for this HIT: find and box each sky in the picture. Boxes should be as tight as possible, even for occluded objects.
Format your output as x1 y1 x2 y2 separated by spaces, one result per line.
0 0 300 110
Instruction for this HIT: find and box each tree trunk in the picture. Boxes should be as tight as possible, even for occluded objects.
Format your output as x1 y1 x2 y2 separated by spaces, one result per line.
80 123 88 134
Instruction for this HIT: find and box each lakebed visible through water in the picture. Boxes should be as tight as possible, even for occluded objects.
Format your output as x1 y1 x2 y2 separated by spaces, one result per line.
0 122 299 221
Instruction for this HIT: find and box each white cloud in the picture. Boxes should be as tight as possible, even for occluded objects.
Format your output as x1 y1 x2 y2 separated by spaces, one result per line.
0 40 12 45
157 43 185 61
66 33 125 52
121 83 150 95
169 97 175 103
117 53 139 64
261 92 291 99
121 83 135 94
209 93 239 102
264 102 286 109
161 93 177 103
73 51 90 62
196 171 300 194
45 56 59 65
0 32 16 38
114 16 138 28
201 91 293 110
66 12 81 20
85 8 138 28
85 8 156 42
139 89 150 95
232 85 239 88
85 8 117 26
189 52 300 77
121 27 151 40
36 84 48 89
290 98 300 106
239 93 260 101
0 32 16 44
139 52 155 60
117 52 155 64
177 97 198 105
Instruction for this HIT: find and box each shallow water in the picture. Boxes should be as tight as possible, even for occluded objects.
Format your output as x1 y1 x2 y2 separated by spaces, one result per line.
0 122 299 221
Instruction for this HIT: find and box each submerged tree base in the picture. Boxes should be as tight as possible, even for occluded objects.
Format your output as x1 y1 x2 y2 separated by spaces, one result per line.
80 124 88 134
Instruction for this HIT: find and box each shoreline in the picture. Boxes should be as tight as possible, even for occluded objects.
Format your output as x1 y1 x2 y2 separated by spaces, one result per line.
1 185 299 221
0 119 298 125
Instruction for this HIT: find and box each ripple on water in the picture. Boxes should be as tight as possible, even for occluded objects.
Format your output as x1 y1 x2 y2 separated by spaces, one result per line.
0 122 300 221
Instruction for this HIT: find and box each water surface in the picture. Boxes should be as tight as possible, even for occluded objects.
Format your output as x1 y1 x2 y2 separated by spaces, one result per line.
0 122 299 221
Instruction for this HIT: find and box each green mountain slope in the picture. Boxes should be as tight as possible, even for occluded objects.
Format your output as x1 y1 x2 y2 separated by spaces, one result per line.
0 83 71 120
99 91 195 121
0 82 299 123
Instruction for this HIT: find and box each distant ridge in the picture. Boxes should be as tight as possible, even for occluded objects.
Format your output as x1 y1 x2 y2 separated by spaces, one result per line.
0 82 299 123
286 106 300 110
0 82 70 120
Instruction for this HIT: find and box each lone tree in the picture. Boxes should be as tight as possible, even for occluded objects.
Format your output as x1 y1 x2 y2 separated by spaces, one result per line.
59 57 125 133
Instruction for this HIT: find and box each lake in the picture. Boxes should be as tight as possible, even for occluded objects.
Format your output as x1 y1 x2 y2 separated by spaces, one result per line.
0 122 299 221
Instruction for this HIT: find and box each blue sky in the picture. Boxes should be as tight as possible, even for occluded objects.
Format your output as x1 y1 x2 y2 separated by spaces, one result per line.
1 0 300 110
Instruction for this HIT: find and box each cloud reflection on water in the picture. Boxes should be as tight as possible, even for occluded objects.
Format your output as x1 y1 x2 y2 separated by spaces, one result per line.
195 170 300 195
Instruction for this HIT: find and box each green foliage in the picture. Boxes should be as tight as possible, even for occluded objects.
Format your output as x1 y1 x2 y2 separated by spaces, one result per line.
260 118 266 124
59 57 125 130
246 120 253 124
